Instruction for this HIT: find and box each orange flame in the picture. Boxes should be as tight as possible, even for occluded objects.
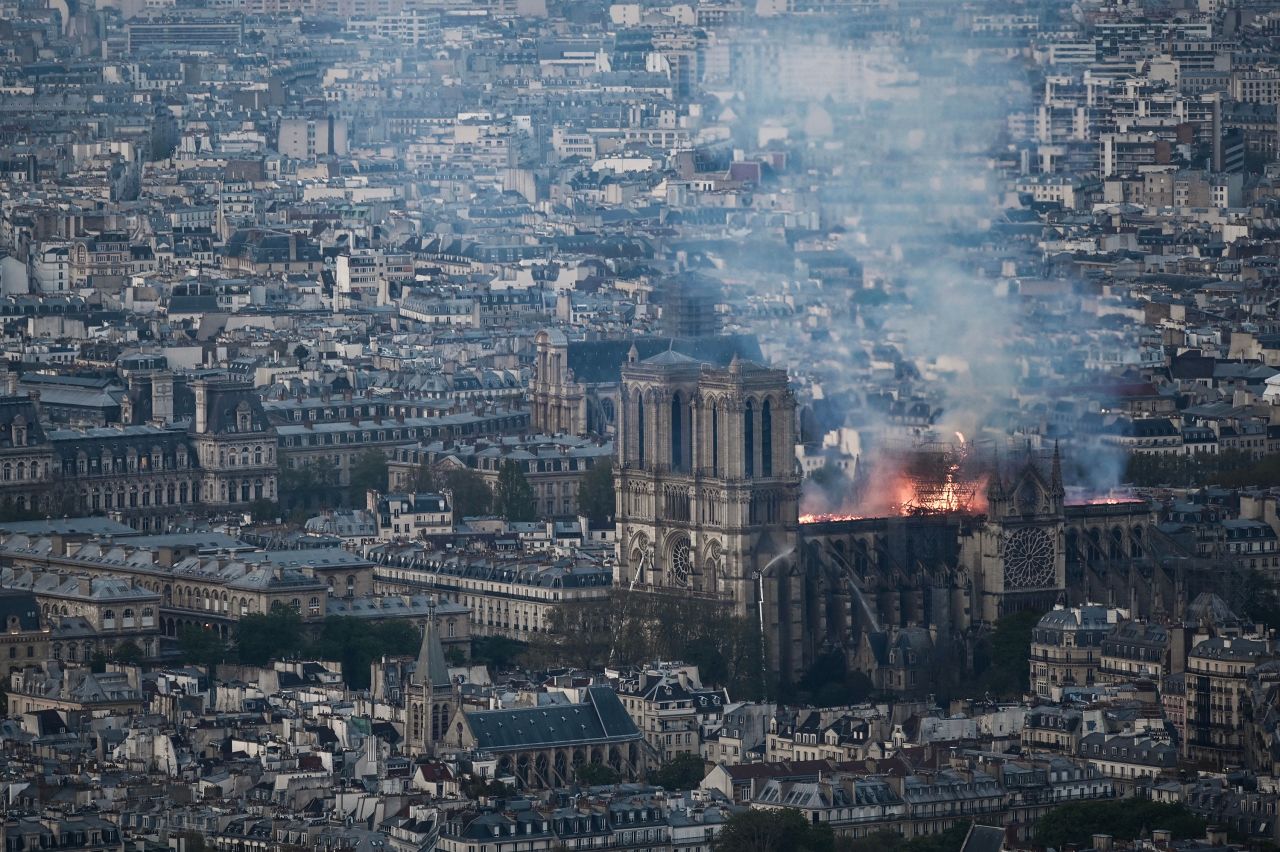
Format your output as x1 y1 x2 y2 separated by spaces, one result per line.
802 462 989 523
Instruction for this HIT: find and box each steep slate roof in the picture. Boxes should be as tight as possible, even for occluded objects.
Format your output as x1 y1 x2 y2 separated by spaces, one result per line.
464 687 639 752
960 824 1006 852
0 590 41 630
564 334 761 384
414 611 450 689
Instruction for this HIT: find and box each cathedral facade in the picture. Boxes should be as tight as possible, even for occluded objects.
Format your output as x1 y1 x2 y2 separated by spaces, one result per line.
612 347 1164 684
614 350 801 664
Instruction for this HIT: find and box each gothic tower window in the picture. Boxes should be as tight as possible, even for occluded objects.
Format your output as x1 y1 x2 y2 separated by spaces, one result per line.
762 399 773 477
711 404 719 475
671 392 683 471
744 400 755 477
637 396 646 467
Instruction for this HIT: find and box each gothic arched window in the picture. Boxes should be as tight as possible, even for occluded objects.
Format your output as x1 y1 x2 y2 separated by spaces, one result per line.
670 392 683 471
744 400 755 477
711 403 719 475
637 396 646 467
762 399 773 477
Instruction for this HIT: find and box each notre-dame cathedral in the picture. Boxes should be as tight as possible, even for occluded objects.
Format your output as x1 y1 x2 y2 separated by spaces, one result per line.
594 335 1197 688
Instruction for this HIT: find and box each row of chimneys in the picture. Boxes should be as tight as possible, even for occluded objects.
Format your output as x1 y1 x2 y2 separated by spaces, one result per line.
1075 826 1227 849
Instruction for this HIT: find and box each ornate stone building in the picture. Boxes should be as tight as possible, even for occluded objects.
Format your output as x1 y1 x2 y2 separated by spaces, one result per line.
966 452 1068 623
0 376 278 527
615 350 800 664
530 329 761 436
191 378 277 506
612 347 1171 685
0 396 54 516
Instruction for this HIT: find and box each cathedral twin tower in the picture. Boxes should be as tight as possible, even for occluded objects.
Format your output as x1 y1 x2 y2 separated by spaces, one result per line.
614 348 804 669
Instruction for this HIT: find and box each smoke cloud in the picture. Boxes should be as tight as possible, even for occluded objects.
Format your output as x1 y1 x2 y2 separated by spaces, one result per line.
688 15 1135 507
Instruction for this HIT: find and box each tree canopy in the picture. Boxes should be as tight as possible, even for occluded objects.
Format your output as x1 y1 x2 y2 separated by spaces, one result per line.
177 625 228 668
1033 801 1205 848
309 617 421 688
971 609 1043 698
443 468 493 518
495 460 537 522
576 460 615 525
794 652 876 707
611 590 764 700
235 603 307 667
649 753 708 791
471 635 526 669
193 607 427 687
411 460 439 492
1124 448 1279 488
349 448 389 496
714 808 834 852
112 641 145 665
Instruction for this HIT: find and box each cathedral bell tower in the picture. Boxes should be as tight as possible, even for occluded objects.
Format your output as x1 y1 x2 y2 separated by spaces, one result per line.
615 351 802 670
405 608 455 756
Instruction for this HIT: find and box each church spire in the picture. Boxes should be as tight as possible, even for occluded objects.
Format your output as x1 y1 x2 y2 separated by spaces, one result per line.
414 606 451 690
1050 441 1065 498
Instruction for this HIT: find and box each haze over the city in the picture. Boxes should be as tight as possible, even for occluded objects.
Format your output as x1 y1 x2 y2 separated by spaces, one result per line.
1 0 1279 849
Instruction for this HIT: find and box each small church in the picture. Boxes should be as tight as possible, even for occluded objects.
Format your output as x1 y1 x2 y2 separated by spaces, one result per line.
370 611 456 757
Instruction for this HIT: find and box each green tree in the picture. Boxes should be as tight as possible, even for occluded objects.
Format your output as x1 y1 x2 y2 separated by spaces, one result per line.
309 617 421 689
278 459 340 511
178 625 227 668
650 753 708 791
495 460 538 522
411 460 439 492
350 448 389 496
971 609 1043 698
576 460 615 525
533 598 612 669
471 635 526 669
611 589 765 700
460 777 513 798
1240 568 1280 631
795 653 876 707
575 762 621 786
293 344 310 368
444 468 493 518
235 603 306 666
89 650 108 674
1033 800 1205 848
113 640 145 665
714 807 834 852
248 499 281 523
